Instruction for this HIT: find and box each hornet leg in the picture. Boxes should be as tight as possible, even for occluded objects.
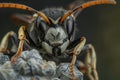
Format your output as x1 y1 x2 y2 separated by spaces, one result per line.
70 37 86 80
11 26 29 63
0 31 18 55
76 44 99 80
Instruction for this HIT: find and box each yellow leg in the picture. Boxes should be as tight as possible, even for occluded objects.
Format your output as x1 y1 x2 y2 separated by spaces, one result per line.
85 44 98 80
77 44 99 80
0 31 16 54
11 26 27 63
70 37 86 80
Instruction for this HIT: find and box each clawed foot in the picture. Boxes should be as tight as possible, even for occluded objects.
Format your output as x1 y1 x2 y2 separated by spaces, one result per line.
11 54 20 63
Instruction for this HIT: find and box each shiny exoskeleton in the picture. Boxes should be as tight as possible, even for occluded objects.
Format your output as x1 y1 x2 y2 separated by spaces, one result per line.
0 0 116 80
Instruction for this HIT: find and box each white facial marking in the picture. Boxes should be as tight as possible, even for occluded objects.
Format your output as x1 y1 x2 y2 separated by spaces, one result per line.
45 27 67 44
42 27 69 54
49 17 61 24
42 42 52 54
60 40 69 53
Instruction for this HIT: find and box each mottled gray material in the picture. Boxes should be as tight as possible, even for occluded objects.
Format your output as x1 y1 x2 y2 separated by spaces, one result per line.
13 49 43 75
0 54 9 65
57 63 83 80
0 61 16 80
13 49 56 78
0 49 83 80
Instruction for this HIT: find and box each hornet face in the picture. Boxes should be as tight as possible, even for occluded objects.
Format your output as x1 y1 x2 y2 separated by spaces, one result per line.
35 8 75 56
42 26 69 56
0 1 115 57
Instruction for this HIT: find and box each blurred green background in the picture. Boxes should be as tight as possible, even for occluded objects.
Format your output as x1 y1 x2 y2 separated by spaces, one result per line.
0 0 120 80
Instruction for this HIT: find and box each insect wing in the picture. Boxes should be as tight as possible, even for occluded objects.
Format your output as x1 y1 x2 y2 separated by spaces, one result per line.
11 13 34 26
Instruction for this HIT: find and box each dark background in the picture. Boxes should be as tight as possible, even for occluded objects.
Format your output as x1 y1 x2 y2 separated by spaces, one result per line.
0 0 120 80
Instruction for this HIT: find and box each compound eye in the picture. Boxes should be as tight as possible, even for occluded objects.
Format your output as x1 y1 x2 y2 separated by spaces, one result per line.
36 17 49 40
36 17 48 32
65 16 74 37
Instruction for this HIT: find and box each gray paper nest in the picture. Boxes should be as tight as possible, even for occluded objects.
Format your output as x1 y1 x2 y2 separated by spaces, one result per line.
0 49 83 80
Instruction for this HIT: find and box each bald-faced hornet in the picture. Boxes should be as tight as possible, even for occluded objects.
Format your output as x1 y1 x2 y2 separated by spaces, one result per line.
0 0 116 80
